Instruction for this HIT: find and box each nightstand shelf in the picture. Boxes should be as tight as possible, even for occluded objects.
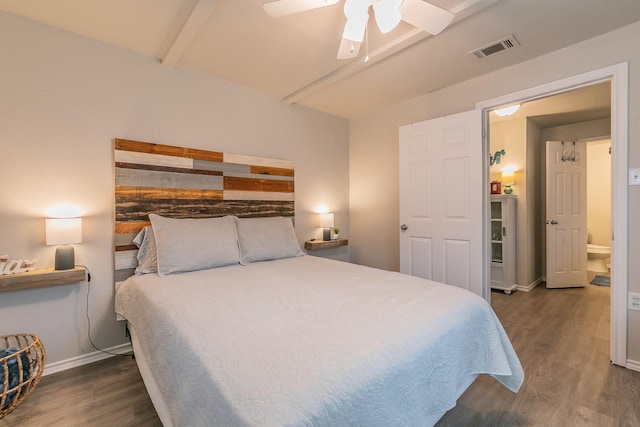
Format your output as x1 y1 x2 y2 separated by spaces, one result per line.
305 238 348 251
0 267 86 292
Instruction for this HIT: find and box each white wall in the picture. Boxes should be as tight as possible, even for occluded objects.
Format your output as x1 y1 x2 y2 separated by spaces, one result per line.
587 140 612 247
350 22 640 361
0 12 349 367
490 118 540 289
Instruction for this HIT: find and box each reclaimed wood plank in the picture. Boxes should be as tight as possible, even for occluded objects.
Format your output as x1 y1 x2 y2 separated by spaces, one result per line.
115 186 223 201
223 191 295 201
115 250 138 270
115 138 223 162
115 149 194 169
305 238 348 251
0 267 86 292
223 171 293 182
115 200 294 221
116 167 223 190
223 152 293 169
223 176 294 193
115 162 223 176
115 232 138 247
250 165 294 177
115 221 150 235
115 244 138 252
193 159 251 174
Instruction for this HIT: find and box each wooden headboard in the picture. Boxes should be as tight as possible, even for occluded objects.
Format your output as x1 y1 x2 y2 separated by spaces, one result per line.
114 138 294 283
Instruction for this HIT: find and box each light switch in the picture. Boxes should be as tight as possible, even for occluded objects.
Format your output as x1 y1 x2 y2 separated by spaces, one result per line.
629 168 640 186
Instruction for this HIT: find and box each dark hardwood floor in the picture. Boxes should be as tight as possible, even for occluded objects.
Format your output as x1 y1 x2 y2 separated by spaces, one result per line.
2 282 639 426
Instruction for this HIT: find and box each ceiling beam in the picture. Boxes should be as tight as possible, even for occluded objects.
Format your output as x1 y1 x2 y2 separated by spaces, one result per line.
162 0 221 67
284 0 499 105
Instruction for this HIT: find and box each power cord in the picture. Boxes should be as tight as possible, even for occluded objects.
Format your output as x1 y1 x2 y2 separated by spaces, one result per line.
77 264 133 358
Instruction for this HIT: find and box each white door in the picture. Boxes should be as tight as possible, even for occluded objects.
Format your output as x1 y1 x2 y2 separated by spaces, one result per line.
546 140 587 288
399 110 483 297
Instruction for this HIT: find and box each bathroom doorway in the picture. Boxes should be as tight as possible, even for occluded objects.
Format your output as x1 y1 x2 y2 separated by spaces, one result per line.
479 62 629 366
487 82 611 292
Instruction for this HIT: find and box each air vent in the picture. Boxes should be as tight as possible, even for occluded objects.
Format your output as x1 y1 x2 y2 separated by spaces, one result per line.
470 35 520 59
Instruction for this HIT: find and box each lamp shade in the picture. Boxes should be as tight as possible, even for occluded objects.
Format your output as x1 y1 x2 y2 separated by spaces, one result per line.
46 218 82 245
501 171 515 185
319 213 335 228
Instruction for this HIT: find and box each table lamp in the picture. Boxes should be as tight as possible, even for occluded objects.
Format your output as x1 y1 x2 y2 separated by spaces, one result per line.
46 218 82 270
319 213 334 241
501 171 515 194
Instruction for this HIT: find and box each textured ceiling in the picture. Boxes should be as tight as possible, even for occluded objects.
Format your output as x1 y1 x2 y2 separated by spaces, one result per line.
0 0 638 119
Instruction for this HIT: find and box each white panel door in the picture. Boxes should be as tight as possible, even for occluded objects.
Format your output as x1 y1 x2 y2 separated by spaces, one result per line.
399 110 483 297
546 140 587 288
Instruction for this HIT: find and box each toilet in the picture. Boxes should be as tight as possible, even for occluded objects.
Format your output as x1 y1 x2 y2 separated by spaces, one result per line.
587 243 611 273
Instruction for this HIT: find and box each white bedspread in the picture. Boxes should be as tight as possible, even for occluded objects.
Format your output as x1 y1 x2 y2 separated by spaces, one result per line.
115 256 523 427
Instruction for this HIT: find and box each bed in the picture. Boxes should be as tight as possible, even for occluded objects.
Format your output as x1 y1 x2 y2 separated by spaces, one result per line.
113 139 523 426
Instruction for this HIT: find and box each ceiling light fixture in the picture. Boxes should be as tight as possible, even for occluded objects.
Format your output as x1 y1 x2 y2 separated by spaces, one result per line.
264 0 454 60
494 104 521 117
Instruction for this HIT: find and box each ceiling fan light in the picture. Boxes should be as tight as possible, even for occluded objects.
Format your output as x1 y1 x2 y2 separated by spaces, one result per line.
494 104 521 117
373 1 402 33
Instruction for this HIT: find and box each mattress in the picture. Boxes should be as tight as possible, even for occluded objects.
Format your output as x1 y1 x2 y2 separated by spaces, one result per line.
115 255 523 426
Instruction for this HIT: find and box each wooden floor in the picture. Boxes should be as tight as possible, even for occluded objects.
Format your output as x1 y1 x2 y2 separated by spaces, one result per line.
438 283 640 426
2 283 639 426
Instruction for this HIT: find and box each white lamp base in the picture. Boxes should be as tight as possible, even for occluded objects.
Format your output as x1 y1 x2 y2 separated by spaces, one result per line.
55 245 75 270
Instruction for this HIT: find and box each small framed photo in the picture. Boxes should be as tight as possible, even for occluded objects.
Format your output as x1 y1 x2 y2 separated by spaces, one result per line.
490 181 502 195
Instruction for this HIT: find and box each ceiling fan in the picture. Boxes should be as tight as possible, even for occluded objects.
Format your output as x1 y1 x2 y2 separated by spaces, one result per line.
263 0 455 59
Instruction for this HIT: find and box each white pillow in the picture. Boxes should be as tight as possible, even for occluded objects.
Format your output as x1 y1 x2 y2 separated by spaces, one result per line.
234 216 304 265
132 225 158 275
149 214 240 275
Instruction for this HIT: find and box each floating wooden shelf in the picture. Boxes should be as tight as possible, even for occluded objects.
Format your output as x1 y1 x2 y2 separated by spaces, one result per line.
305 238 348 251
0 267 86 293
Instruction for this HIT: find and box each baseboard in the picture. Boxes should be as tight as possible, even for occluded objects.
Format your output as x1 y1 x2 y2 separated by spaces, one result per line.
43 342 133 376
517 277 543 293
626 359 640 373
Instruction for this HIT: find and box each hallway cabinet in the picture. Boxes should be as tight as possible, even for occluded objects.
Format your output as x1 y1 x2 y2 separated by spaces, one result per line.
490 195 517 294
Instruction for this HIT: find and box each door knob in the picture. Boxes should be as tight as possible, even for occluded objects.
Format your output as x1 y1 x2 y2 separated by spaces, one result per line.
400 224 408 231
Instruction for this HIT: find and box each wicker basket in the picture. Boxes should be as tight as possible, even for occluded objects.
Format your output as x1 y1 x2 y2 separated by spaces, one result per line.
0 334 46 418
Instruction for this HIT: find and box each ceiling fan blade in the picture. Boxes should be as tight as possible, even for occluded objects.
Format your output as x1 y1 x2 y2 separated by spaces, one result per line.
337 38 361 59
263 0 340 18
342 12 369 42
373 0 402 34
399 0 454 35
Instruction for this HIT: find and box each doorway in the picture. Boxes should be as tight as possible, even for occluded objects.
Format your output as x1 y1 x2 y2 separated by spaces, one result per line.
477 63 629 367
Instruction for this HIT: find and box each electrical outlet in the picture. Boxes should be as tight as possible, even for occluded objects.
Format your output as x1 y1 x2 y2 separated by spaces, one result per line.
629 168 640 186
629 292 640 311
